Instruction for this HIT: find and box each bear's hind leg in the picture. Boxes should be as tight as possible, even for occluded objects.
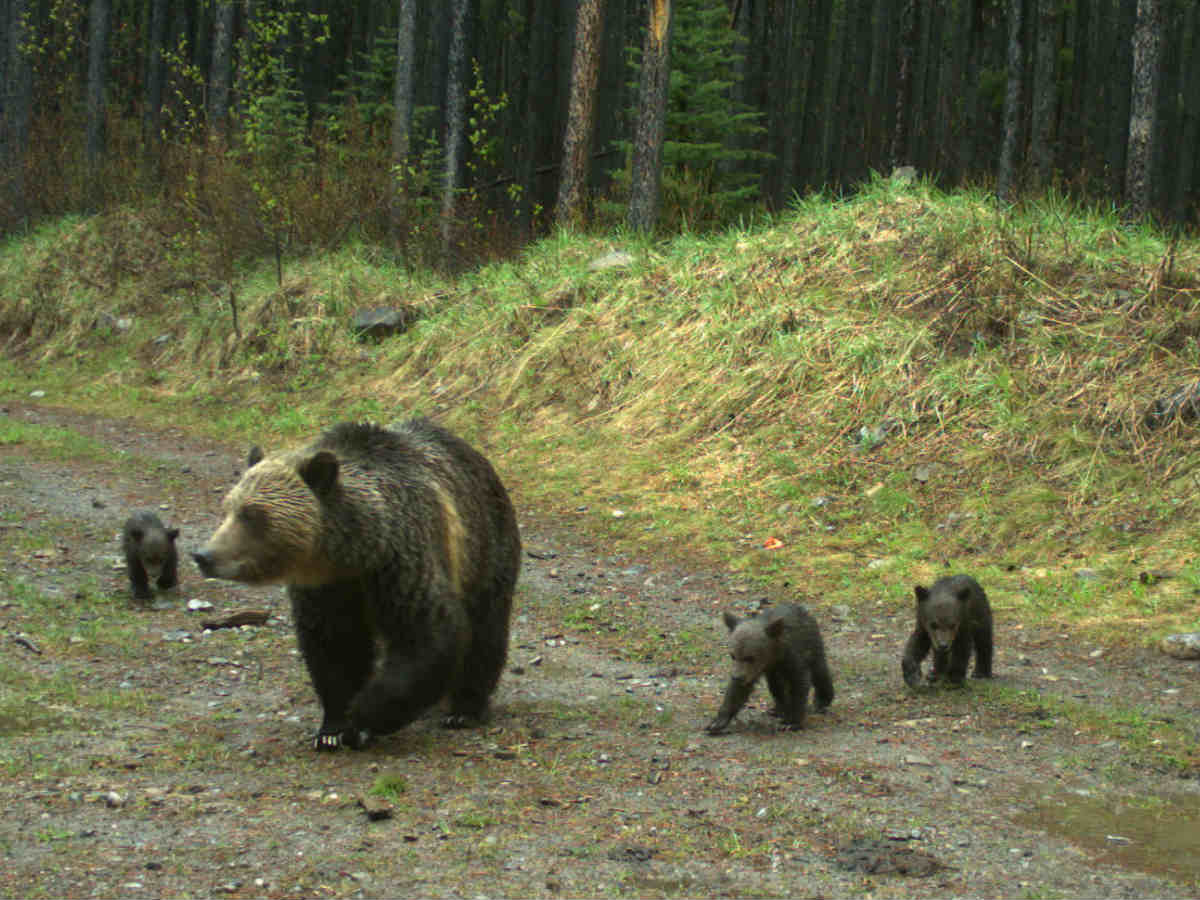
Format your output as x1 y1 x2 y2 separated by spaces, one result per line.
972 622 994 679
351 636 459 736
445 598 512 728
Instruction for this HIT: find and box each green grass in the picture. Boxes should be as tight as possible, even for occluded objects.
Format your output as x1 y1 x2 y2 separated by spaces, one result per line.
3 174 1200 645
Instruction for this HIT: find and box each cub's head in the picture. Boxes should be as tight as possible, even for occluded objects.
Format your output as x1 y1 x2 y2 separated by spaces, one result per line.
193 445 340 586
914 583 966 651
722 611 786 684
128 521 179 582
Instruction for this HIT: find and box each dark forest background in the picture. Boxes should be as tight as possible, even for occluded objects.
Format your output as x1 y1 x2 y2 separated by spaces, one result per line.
0 0 1195 265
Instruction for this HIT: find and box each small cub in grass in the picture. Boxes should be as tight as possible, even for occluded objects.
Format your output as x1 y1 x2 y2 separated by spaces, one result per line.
121 511 180 602
705 604 834 735
901 574 993 688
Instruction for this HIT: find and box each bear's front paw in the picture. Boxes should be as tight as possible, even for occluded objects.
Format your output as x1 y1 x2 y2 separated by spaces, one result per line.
313 727 372 751
441 713 480 729
901 659 922 688
704 717 731 735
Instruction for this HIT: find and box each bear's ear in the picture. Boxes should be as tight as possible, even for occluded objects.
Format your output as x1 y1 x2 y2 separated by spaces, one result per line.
914 585 930 605
722 611 740 633
954 586 972 604
129 527 144 542
765 618 786 640
299 450 340 496
247 446 264 468
166 528 180 541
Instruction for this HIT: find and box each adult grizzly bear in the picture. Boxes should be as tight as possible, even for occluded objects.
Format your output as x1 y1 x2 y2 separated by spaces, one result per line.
193 419 521 751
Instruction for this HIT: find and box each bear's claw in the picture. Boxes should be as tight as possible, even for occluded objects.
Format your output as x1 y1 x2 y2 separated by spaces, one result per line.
313 727 372 751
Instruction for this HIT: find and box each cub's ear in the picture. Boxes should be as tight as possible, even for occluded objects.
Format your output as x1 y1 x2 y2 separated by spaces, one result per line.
299 450 340 495
129 527 145 542
166 528 180 541
765 618 787 640
247 446 264 468
914 585 930 605
722 611 741 633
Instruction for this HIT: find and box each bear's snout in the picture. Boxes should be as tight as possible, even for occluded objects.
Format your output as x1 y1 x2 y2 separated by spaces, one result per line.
192 549 216 578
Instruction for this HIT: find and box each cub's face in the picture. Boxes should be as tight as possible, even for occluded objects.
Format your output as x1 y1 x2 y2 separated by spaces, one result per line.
723 612 781 684
193 451 331 586
919 595 961 652
137 529 178 582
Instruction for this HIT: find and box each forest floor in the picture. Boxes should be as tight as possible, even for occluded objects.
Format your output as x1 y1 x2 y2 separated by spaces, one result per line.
1 400 1198 899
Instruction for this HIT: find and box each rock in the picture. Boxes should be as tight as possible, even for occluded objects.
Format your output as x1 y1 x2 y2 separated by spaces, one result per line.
588 251 634 272
351 306 416 341
1144 381 1200 429
357 797 393 822
187 599 214 612
1160 632 1200 660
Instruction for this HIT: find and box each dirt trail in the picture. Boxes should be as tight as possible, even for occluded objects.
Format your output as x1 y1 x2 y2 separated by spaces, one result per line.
0 402 1197 899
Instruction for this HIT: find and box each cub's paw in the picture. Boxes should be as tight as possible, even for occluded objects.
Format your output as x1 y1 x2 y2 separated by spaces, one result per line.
901 659 922 689
441 713 481 730
313 727 372 751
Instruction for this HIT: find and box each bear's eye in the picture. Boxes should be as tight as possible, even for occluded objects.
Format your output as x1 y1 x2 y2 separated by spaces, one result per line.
238 506 268 529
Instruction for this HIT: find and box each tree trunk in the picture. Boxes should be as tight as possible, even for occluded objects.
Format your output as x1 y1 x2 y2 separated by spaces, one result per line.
143 0 169 154
626 0 672 233
866 0 892 165
208 1 235 139
800 0 833 185
390 0 417 240
1106 0 1137 198
996 0 1024 204
1 0 34 228
1030 0 1058 188
554 0 606 229
765 0 796 205
86 0 112 190
1169 1 1200 224
890 0 917 168
1124 0 1160 220
517 0 552 232
441 0 471 256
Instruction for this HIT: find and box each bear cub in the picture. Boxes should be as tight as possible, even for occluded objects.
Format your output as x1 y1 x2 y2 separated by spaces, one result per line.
193 418 521 752
902 574 993 688
705 603 834 735
121 511 180 602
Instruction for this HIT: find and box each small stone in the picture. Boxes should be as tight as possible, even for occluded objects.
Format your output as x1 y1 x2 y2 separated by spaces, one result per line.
187 599 214 612
1160 632 1200 660
588 250 634 271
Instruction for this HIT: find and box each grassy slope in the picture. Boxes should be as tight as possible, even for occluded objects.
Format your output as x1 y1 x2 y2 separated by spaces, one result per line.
3 175 1200 642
